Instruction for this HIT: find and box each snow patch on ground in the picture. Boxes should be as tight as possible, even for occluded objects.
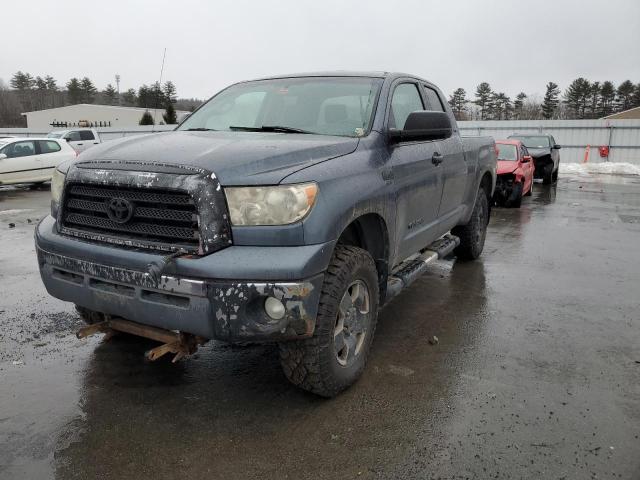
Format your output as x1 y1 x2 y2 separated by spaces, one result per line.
560 163 640 176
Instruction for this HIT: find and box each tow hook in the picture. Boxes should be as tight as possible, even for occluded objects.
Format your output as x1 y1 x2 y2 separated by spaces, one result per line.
145 248 189 286
76 316 207 363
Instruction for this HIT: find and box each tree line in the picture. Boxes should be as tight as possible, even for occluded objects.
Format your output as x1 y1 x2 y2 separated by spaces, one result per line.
448 78 640 121
0 72 204 127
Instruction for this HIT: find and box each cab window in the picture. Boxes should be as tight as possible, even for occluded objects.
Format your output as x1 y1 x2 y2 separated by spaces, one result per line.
389 83 424 129
65 131 82 141
423 86 445 112
79 130 95 141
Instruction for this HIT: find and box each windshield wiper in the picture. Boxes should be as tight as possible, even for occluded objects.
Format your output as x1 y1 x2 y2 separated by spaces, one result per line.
184 127 217 131
229 125 312 134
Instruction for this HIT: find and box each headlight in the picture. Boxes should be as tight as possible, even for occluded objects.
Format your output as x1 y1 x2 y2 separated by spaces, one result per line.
225 183 318 226
51 168 66 204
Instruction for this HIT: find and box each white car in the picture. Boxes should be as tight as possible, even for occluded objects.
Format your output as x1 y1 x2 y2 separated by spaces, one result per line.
0 137 77 186
47 128 102 153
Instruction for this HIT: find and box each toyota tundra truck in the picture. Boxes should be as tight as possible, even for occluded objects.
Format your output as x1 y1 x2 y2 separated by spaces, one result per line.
36 72 496 397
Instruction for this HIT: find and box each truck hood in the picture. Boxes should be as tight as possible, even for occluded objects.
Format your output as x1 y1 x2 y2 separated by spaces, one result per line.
497 160 518 175
76 131 359 185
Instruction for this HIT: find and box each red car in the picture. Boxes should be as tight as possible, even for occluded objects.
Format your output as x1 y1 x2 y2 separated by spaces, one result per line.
493 139 534 207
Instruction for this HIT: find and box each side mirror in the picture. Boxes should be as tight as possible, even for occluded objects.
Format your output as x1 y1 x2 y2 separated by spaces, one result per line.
65 137 71 142
553 144 561 149
522 155 532 163
0 153 6 160
389 111 453 143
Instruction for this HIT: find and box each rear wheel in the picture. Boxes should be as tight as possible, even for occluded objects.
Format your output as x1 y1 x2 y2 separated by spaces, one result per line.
278 245 379 397
452 187 489 260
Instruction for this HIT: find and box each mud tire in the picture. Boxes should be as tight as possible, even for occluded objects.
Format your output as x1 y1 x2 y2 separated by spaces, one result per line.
452 187 489 261
278 245 379 397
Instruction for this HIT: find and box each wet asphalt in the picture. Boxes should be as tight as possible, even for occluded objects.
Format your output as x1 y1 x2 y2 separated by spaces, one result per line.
1 173 639 480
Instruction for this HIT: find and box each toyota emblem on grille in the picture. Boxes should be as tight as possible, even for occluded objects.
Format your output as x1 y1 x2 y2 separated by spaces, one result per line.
106 197 135 224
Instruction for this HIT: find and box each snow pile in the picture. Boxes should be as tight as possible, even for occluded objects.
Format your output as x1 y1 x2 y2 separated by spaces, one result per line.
560 163 640 176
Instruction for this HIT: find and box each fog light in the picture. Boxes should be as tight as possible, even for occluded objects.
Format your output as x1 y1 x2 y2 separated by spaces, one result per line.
264 296 286 320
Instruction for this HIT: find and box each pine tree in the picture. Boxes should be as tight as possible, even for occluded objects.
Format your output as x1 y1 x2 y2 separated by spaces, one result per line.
151 81 164 109
137 85 151 108
490 92 511 120
139 110 155 125
163 102 177 124
598 81 616 117
474 82 493 120
103 84 118 105
122 88 137 106
616 80 635 111
513 92 527 119
10 71 35 91
44 76 57 91
66 77 83 104
632 83 640 109
163 81 177 104
542 82 560 119
80 77 97 103
587 82 601 119
448 88 468 120
564 78 591 119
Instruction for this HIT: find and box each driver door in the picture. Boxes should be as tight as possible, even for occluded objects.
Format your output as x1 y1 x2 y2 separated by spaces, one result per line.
388 82 444 262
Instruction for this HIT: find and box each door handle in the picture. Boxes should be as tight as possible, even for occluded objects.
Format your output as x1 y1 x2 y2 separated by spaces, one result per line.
431 152 443 166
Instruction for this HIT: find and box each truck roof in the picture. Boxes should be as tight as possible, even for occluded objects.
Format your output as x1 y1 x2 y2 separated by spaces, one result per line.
250 71 428 82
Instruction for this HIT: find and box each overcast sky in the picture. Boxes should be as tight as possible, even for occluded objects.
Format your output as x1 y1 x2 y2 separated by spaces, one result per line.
2 0 639 101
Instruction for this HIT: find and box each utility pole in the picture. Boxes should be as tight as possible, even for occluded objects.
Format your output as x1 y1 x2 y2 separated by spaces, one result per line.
115 74 121 105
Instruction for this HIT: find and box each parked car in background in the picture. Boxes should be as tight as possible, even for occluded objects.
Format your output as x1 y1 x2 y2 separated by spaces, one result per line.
507 134 560 184
47 128 101 153
0 137 77 186
36 72 496 397
493 139 534 208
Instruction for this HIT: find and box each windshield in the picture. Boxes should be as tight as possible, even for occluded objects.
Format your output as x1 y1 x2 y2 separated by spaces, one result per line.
496 144 518 161
47 131 66 138
510 136 549 148
178 77 383 137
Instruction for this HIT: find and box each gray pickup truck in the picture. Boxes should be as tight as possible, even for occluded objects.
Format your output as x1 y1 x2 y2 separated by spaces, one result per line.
36 72 496 396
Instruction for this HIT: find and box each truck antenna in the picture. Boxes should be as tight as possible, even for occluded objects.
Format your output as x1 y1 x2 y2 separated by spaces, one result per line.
153 48 167 126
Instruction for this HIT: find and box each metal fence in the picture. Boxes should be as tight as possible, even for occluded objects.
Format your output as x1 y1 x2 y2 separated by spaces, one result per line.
2 120 640 165
458 119 640 164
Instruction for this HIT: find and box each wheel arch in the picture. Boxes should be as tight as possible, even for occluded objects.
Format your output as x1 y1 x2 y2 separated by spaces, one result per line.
335 213 390 303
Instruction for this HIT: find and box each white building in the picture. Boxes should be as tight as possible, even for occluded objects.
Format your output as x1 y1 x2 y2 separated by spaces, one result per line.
22 104 190 129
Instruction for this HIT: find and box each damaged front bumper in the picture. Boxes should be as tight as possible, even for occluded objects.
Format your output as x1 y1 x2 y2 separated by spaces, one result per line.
35 216 332 342
493 174 522 205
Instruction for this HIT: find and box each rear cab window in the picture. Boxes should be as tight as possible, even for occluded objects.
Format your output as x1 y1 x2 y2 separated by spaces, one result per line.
79 130 95 141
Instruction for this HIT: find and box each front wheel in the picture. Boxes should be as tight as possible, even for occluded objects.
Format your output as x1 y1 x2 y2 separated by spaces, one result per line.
278 245 379 397
506 182 523 208
452 187 489 261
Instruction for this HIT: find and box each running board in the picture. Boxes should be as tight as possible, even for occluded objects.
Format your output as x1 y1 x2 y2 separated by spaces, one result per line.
384 234 460 305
